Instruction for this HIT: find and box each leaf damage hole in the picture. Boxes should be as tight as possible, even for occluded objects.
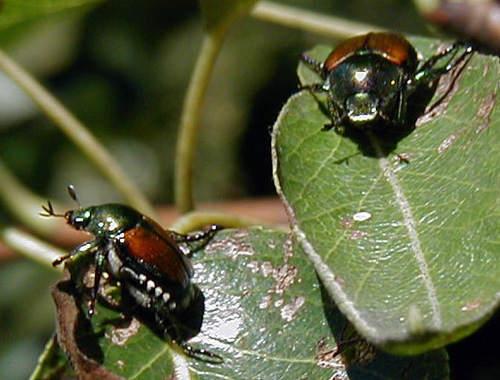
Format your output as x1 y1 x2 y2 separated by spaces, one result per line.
249 260 301 315
259 293 272 309
437 88 497 153
340 214 370 240
280 296 305 322
273 264 299 295
267 238 278 249
437 126 468 153
475 90 498 134
332 329 377 369
349 230 368 240
106 318 141 346
340 217 354 229
248 237 304 320
461 298 482 312
205 230 254 259
314 337 346 371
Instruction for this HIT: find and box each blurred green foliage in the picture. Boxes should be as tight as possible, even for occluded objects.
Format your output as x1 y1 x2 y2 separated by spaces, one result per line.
0 0 428 214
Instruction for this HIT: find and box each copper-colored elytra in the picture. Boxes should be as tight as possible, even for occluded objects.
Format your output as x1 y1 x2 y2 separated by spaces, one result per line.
324 32 416 72
122 226 193 286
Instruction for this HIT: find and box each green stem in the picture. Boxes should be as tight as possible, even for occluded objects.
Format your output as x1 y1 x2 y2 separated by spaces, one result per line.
251 1 382 39
174 1 378 215
170 210 282 234
0 158 62 235
0 47 157 219
174 32 225 213
0 226 65 270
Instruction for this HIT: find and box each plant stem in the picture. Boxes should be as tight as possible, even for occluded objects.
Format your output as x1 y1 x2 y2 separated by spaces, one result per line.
170 210 275 234
0 158 62 235
0 226 65 270
0 47 157 219
251 1 382 39
174 32 225 213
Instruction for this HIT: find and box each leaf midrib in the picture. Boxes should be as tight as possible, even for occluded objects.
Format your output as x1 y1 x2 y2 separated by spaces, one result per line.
369 133 442 330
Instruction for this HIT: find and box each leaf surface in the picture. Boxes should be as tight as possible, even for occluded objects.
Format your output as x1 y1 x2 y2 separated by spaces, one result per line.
41 228 449 379
272 37 500 353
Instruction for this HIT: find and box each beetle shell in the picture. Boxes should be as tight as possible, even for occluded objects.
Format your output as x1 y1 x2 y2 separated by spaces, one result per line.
52 203 215 333
324 32 417 72
106 225 194 311
120 224 194 286
300 31 473 130
44 193 222 361
325 49 409 127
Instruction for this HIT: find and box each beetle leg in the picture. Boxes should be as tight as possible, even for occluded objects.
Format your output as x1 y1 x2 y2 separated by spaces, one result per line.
299 83 324 92
152 303 223 362
299 53 326 77
52 253 73 267
300 84 343 132
52 239 101 267
52 239 106 316
88 246 108 315
324 94 344 132
418 42 461 72
170 225 220 257
172 224 221 244
418 42 473 74
300 53 333 127
395 86 408 126
178 341 223 363
40 201 64 218
410 44 473 93
300 82 333 125
163 291 223 362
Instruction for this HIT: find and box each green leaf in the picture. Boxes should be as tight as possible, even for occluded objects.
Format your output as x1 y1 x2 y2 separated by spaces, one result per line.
272 36 500 354
0 0 102 29
29 336 75 380
198 0 258 33
44 228 449 379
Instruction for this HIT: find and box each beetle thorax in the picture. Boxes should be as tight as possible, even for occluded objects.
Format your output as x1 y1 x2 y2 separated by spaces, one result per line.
327 54 405 127
67 204 143 237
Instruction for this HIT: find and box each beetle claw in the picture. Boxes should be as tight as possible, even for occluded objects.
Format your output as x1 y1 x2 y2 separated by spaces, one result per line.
52 254 72 267
178 341 223 364
40 201 65 218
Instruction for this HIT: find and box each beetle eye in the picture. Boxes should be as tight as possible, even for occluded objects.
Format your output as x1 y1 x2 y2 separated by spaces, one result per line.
68 210 91 230
74 216 85 226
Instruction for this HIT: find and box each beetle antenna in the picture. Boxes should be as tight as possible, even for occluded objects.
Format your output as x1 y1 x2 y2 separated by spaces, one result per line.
40 201 65 218
67 185 81 207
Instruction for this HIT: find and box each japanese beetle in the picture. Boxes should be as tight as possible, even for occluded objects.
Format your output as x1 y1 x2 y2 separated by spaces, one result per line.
42 186 221 362
300 32 473 131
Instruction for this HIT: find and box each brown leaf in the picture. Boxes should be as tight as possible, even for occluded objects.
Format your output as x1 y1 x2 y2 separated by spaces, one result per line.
51 274 125 380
